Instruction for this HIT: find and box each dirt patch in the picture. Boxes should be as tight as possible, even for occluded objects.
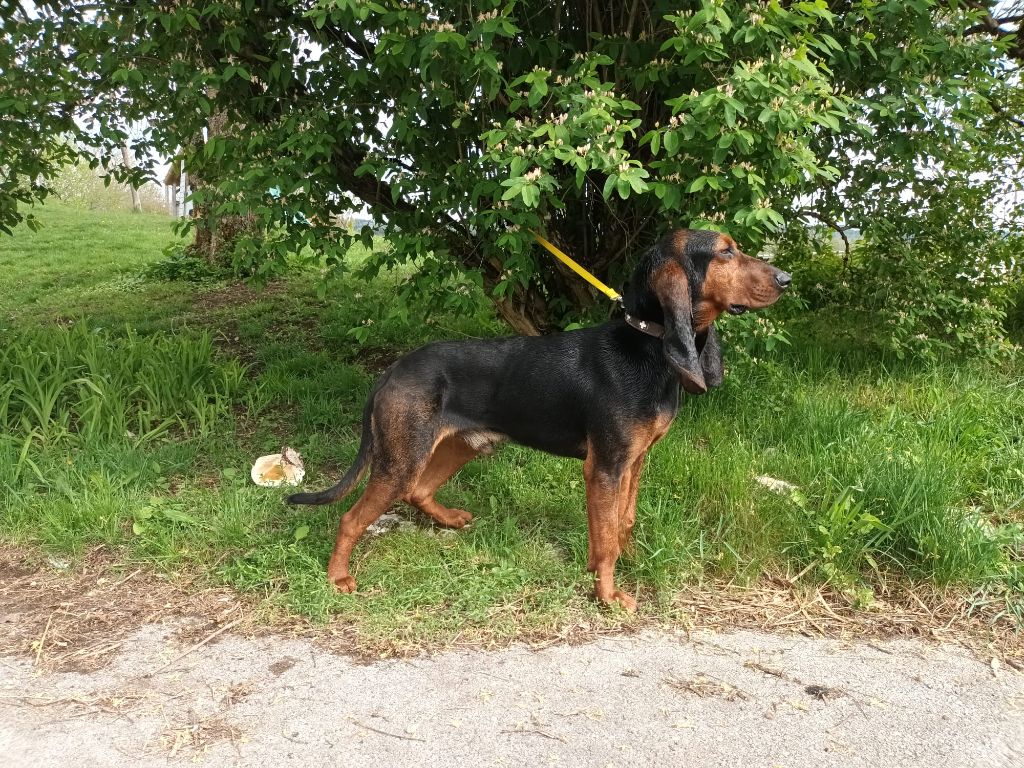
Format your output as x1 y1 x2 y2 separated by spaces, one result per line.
351 345 401 374
187 280 327 369
666 576 1024 661
0 546 248 673
191 280 288 315
1 544 1022 674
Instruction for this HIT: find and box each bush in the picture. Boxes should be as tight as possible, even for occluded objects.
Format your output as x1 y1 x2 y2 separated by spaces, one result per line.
1006 281 1024 345
774 212 1021 363
853 224 1017 363
144 242 231 283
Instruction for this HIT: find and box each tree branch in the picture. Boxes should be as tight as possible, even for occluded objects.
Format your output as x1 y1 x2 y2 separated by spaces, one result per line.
795 208 851 268
986 96 1024 129
963 2 1024 60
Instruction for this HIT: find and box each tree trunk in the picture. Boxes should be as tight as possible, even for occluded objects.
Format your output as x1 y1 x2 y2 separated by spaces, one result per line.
184 110 260 269
494 296 547 336
121 143 142 213
189 208 259 266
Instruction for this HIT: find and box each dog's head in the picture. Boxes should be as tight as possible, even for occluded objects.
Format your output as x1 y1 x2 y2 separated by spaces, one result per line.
624 229 791 394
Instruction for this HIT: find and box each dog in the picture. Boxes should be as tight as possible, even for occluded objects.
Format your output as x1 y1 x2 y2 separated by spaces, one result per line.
288 229 791 610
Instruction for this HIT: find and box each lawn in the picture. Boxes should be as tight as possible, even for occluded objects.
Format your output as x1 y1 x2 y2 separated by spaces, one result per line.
1 204 1022 648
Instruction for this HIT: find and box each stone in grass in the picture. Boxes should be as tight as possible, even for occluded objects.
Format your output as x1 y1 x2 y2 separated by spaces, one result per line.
251 446 306 487
366 513 404 536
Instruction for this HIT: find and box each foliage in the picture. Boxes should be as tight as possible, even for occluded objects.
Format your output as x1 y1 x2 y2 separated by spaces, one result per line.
774 181 1023 362
784 485 886 588
1008 282 1024 343
2 203 1022 637
2 1 1022 332
718 308 795 366
0 4 79 233
852 226 1019 363
145 241 241 283
49 158 165 213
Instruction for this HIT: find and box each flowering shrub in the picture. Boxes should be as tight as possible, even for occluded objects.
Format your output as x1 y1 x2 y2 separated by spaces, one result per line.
5 1 1020 335
773 209 1021 362
857 233 1018 363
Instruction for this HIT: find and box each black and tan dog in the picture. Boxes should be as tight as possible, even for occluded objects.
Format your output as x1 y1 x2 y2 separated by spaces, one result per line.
289 229 790 610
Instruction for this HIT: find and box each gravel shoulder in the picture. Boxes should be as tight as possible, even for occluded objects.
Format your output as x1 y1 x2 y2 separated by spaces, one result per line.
3 621 1023 767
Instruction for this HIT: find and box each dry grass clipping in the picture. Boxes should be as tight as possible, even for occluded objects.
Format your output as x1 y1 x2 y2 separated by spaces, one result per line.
0 545 248 673
1 544 1022 673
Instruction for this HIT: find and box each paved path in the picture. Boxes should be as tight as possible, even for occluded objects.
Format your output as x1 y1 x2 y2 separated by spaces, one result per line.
2 624 1022 767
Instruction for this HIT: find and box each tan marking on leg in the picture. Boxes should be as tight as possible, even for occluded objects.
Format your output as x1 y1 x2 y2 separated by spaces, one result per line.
616 416 672 554
618 453 646 553
326 477 403 593
584 451 635 612
404 435 478 528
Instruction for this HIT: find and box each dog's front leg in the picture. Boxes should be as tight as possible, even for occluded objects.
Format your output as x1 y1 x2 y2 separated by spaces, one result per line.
583 453 636 612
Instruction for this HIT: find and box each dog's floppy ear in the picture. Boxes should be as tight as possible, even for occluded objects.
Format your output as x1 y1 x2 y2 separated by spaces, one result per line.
699 323 724 389
653 261 706 394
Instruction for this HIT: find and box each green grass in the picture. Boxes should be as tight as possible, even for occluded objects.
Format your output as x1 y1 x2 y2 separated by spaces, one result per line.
1 203 1022 646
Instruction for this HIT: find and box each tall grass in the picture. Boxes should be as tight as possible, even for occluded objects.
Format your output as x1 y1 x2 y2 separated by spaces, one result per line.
0 323 245 446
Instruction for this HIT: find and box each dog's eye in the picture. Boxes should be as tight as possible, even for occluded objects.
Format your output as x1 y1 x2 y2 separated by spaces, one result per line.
720 247 734 259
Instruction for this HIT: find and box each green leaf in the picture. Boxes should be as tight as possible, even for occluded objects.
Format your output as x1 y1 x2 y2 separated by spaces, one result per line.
602 174 617 199
501 183 523 201
664 130 680 156
626 173 648 194
724 102 737 127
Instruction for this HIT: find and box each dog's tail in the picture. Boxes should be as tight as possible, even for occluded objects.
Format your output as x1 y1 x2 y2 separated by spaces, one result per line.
286 384 378 506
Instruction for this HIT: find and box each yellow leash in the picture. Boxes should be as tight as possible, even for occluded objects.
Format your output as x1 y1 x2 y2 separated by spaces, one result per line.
530 231 666 338
530 231 622 304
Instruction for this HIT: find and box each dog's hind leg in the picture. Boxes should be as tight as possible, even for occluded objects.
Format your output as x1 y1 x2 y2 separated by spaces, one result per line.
326 475 406 593
404 435 478 528
326 386 440 592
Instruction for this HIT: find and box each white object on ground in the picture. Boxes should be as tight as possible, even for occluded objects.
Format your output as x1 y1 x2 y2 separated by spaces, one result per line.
251 446 306 487
755 475 798 494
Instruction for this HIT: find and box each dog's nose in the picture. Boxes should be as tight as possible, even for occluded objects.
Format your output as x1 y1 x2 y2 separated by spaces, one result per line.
775 271 792 290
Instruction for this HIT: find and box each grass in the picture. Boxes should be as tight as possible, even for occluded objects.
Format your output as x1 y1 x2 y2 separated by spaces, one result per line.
1 203 1022 647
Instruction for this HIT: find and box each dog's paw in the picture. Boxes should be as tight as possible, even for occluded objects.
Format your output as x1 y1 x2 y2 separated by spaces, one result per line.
431 507 474 528
610 590 637 613
595 587 637 613
330 574 357 593
446 508 474 527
